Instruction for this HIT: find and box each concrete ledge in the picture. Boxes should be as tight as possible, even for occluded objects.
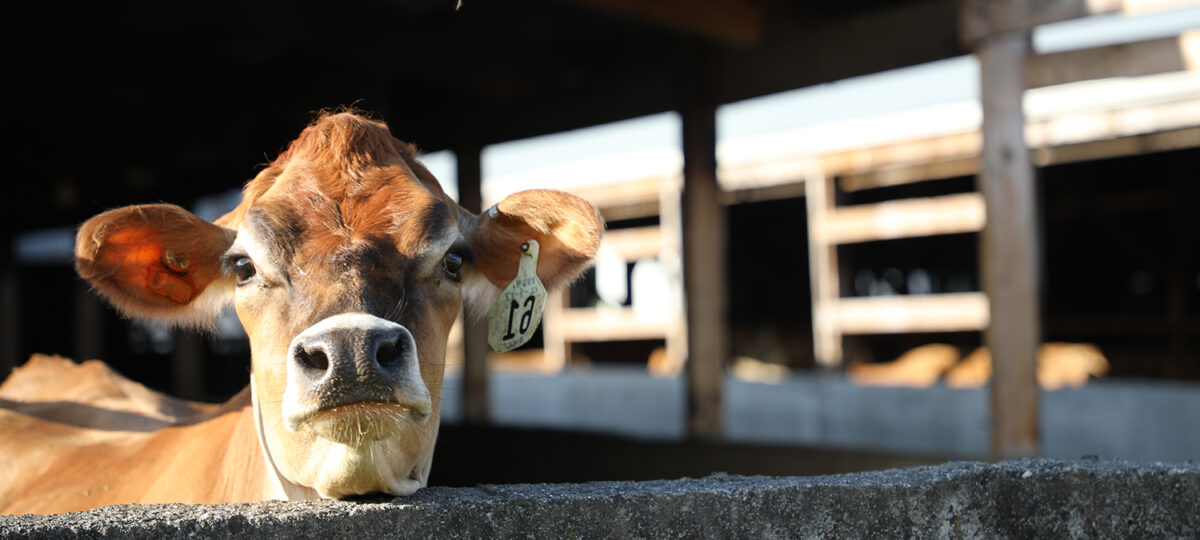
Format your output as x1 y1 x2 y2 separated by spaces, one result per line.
2 459 1197 538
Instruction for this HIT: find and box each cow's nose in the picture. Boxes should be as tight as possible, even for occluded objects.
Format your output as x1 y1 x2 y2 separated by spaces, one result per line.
287 313 418 394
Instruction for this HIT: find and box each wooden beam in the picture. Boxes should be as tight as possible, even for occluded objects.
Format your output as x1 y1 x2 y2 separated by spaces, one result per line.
601 226 664 261
1027 95 1200 149
831 293 990 334
719 181 807 205
555 308 670 342
569 176 664 211
819 193 986 245
825 132 982 182
962 0 1102 44
720 131 984 195
841 126 1200 193
721 89 1200 198
1027 31 1200 89
840 157 981 192
977 31 1041 458
1033 127 1200 166
960 0 1194 46
681 45 727 439
457 145 490 424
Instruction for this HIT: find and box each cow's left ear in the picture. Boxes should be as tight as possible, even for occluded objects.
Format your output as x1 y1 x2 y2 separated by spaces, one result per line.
75 204 236 327
463 189 603 295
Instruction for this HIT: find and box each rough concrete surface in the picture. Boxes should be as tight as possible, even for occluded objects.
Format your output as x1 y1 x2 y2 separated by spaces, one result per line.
1 459 1196 539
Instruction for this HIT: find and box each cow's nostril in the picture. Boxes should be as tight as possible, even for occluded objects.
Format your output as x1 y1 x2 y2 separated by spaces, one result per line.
296 346 330 372
376 339 402 370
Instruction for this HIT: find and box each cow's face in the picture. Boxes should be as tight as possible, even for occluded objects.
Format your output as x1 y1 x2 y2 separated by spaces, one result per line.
226 147 464 498
74 112 602 498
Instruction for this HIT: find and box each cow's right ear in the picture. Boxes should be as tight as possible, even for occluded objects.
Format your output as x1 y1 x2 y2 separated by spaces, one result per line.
462 189 604 295
75 204 236 327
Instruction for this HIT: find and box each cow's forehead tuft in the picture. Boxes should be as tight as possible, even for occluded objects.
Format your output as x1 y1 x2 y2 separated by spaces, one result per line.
284 112 413 176
225 112 459 267
250 179 454 263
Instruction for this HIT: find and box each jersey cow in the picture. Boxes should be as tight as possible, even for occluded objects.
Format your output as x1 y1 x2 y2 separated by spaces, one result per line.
0 111 602 514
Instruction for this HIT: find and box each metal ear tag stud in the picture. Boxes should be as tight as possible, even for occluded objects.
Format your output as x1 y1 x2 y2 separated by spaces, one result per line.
487 239 547 353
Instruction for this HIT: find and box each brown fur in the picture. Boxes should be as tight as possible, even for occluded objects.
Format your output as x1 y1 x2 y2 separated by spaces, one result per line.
469 189 604 291
4 111 603 514
944 343 1110 390
75 205 235 327
0 355 247 514
848 342 1109 389
0 388 262 514
847 344 960 387
0 354 216 425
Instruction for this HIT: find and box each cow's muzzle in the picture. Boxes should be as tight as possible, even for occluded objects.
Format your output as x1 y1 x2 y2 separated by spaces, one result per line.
282 313 432 442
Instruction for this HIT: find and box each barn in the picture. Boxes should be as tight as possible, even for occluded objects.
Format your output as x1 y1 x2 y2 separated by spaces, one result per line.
2 0 1198 527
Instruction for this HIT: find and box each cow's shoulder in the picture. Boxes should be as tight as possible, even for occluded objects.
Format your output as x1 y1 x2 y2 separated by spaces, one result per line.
0 358 258 513
0 354 218 428
0 354 218 505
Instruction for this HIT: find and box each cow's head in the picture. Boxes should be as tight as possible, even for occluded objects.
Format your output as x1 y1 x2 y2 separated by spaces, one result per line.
73 112 603 498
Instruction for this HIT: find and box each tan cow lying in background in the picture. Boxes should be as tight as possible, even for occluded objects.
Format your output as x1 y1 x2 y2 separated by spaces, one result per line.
848 342 1109 390
0 111 602 514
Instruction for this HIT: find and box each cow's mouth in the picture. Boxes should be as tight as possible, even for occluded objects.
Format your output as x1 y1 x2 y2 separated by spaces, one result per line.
291 400 431 446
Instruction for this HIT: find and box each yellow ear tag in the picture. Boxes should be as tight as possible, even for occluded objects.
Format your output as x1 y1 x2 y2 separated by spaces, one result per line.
487 239 547 353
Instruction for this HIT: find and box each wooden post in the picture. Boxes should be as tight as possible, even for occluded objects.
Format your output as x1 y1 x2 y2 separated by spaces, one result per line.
541 290 570 372
457 145 490 424
172 330 205 400
0 236 18 375
805 171 842 367
680 44 727 439
977 31 1041 458
659 174 688 375
73 280 104 362
1165 166 1189 374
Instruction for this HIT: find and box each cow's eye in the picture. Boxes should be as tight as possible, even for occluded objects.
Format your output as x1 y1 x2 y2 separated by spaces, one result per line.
232 257 257 284
442 252 464 280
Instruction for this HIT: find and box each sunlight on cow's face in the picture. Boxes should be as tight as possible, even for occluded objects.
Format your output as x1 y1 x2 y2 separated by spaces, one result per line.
227 157 466 498
73 112 604 501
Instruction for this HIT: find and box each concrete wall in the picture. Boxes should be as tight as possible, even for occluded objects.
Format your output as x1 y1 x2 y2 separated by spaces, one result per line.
3 460 1196 538
441 368 1200 462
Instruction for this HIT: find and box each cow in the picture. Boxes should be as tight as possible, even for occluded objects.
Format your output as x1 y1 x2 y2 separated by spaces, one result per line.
943 342 1110 390
0 111 603 514
846 343 960 387
847 342 1109 389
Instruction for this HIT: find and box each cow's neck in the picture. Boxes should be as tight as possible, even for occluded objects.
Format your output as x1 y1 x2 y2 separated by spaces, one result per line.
249 375 321 501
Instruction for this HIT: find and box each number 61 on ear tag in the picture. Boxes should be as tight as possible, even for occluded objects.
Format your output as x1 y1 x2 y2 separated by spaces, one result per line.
487 239 547 353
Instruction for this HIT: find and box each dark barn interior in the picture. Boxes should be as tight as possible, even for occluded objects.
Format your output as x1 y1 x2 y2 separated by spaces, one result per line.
4 0 1199 487
6 0 972 394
